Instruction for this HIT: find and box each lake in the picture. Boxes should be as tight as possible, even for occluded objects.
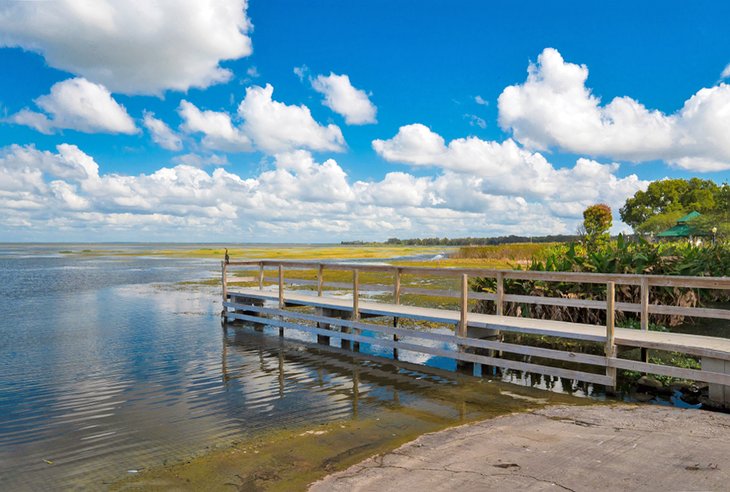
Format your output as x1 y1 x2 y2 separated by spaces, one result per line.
0 244 578 490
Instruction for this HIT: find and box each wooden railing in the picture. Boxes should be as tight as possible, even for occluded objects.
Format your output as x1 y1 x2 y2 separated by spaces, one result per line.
221 259 730 395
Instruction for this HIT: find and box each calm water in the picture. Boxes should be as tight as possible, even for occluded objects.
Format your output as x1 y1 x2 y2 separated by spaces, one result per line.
0 245 569 490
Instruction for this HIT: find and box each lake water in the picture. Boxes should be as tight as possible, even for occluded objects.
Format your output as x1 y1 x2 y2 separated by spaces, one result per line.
0 245 574 490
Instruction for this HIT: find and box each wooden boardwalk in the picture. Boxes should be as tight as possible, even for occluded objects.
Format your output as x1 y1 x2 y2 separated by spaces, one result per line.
221 259 730 404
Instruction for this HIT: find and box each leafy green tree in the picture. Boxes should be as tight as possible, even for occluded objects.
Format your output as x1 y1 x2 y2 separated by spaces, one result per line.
583 204 612 249
619 178 720 230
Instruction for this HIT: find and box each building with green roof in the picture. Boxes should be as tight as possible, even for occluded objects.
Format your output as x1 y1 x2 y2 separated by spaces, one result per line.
656 211 702 238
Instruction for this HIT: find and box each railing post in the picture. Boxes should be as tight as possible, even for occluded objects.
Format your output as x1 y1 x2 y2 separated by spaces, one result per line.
278 265 284 309
459 274 468 338
317 264 324 297
496 271 504 316
221 260 228 303
640 276 650 363
258 262 264 290
352 269 360 320
605 281 617 388
393 267 402 305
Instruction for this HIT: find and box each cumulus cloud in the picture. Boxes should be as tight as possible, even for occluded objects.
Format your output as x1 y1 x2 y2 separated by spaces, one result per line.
373 123 647 218
177 85 346 154
0 140 648 241
0 0 252 94
498 47 730 171
178 100 252 152
239 84 346 153
143 111 182 151
8 78 137 135
311 73 377 124
171 153 228 168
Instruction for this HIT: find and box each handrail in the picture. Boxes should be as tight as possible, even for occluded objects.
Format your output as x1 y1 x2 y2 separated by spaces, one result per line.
225 259 730 289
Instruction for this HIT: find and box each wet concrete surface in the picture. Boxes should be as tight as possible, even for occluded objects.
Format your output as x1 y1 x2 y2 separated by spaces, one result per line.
310 404 730 491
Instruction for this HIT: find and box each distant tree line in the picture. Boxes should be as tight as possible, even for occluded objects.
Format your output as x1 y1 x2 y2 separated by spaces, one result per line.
341 235 580 246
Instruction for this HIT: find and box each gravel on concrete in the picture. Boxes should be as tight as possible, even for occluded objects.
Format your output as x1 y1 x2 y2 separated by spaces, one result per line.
309 404 730 492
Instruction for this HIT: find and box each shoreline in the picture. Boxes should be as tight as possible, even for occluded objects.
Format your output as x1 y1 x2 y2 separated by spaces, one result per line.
310 403 730 491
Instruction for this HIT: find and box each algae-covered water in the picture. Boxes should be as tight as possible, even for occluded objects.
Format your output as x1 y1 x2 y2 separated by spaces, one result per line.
0 244 582 490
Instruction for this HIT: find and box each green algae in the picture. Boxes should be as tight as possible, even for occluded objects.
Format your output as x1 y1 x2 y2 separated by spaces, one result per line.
112 367 588 491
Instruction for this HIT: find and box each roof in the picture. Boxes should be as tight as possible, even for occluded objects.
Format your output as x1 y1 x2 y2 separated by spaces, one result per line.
657 211 703 237
676 211 701 224
657 224 693 237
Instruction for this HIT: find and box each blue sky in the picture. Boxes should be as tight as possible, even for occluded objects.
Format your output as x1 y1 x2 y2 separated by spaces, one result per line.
1 1 729 242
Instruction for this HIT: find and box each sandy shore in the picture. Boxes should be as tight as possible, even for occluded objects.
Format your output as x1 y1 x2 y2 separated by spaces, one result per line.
310 404 730 491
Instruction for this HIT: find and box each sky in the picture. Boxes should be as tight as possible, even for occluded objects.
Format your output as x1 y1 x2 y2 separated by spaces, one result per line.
1 0 729 243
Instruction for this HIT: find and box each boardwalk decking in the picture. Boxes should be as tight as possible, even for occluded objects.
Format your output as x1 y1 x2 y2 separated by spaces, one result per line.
221 260 730 405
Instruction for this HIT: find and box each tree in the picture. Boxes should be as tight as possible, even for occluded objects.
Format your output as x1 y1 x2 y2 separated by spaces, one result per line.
619 178 720 230
583 204 612 249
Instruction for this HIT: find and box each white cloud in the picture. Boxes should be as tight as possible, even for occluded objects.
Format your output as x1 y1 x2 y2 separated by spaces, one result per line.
465 114 487 129
8 78 137 135
0 0 252 95
143 111 182 151
171 153 228 168
498 47 730 171
311 73 377 125
238 84 346 153
178 84 345 154
721 64 730 80
293 65 309 81
475 95 489 106
0 140 649 241
373 124 648 218
178 100 252 152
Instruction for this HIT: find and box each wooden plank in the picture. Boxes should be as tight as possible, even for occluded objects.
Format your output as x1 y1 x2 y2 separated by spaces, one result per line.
278 265 284 309
648 304 730 320
258 262 264 290
226 311 613 386
227 260 730 291
495 271 504 316
221 261 228 301
353 269 360 320
641 277 649 331
609 358 730 387
605 282 616 386
459 274 468 338
394 267 402 305
227 301 609 368
401 287 494 301
225 288 730 354
317 264 324 297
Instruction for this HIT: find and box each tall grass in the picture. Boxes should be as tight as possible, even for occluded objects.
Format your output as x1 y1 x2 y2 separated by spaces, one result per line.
453 243 555 262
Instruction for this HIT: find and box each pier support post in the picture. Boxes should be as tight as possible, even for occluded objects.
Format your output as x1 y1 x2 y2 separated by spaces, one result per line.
703 357 730 408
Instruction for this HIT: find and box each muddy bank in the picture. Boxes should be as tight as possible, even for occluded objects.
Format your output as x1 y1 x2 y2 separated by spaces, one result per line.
310 404 730 491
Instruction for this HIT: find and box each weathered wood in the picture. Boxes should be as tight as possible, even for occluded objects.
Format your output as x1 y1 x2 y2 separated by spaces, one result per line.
317 264 324 297
226 311 614 386
394 267 402 305
226 259 730 291
258 262 264 290
495 271 504 316
352 269 360 320
221 261 228 302
278 265 284 309
459 274 468 338
640 277 650 330
605 282 617 387
609 358 730 387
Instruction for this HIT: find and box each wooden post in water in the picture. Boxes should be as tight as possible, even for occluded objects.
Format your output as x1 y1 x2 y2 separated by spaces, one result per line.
392 267 402 359
258 262 264 290
221 261 228 319
317 264 324 297
605 281 617 389
495 271 504 316
640 276 650 363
